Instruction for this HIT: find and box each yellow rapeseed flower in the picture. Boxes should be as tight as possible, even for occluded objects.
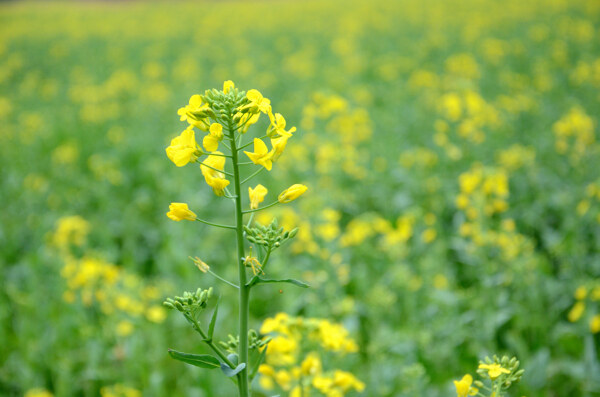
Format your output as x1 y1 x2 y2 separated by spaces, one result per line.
453 374 478 397
166 127 198 167
177 94 210 130
270 135 289 161
568 301 585 322
478 363 510 379
268 112 296 138
244 138 273 170
278 184 308 203
166 203 197 221
200 152 230 196
223 80 235 94
203 122 224 152
590 314 600 333
243 89 272 114
249 184 268 209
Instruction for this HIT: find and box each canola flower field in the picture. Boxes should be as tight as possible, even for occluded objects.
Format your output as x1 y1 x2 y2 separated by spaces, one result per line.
1 0 600 396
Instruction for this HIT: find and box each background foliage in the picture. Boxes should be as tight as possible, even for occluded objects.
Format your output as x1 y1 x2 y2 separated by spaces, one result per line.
1 0 599 396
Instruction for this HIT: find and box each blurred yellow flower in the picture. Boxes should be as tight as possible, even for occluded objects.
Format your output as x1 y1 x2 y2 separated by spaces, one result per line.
166 203 196 221
146 306 167 323
116 320 134 337
478 363 510 379
223 80 235 94
568 301 585 322
24 389 53 397
453 374 478 397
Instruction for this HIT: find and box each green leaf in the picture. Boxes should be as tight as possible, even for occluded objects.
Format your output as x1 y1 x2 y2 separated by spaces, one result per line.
207 300 219 341
220 362 246 377
168 349 220 369
246 276 309 289
250 345 268 381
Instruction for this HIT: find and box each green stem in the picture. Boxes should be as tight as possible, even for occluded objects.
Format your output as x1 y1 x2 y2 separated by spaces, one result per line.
242 201 279 214
189 317 237 369
241 167 265 185
196 160 234 177
227 118 250 397
207 269 239 289
237 134 268 151
261 247 272 271
195 218 236 230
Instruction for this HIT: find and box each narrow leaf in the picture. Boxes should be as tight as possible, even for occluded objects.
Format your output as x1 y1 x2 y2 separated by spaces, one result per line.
207 300 219 341
250 345 268 381
220 362 246 377
168 349 220 369
247 276 309 288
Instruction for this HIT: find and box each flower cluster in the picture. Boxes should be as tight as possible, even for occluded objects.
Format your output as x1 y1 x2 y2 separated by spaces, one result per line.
567 283 600 333
553 107 595 157
258 313 363 396
454 355 523 397
165 80 307 214
51 216 167 337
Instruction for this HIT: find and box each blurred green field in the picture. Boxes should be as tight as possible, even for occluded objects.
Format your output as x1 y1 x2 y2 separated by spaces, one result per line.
1 0 600 396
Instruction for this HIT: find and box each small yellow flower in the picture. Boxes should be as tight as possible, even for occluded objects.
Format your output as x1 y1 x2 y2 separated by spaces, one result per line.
223 80 235 94
244 255 264 275
165 128 198 167
191 256 210 273
203 123 224 152
116 320 134 337
453 374 478 397
268 112 296 138
146 306 167 323
590 314 600 333
244 138 273 170
177 94 210 130
243 89 271 114
270 135 289 161
249 184 268 209
478 363 511 379
278 184 308 203
166 203 197 221
200 152 230 196
568 301 585 322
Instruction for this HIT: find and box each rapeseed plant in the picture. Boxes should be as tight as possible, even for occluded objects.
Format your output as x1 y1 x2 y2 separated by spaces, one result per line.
163 81 313 396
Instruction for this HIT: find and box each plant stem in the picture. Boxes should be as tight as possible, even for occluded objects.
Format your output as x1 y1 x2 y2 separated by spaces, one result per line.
228 118 250 397
194 218 236 230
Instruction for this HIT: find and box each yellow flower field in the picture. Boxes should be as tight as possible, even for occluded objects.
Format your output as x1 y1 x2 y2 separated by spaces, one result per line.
1 0 599 396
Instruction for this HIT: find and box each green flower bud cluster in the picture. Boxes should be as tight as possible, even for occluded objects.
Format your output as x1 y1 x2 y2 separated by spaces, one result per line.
203 87 248 117
244 218 298 250
476 355 524 390
219 329 271 355
163 287 213 320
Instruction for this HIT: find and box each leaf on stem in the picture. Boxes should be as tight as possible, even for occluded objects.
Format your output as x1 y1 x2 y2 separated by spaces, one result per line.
168 349 221 369
207 300 219 341
220 362 246 377
246 276 309 288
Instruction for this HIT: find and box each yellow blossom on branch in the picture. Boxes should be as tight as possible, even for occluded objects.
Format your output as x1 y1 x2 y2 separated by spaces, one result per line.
166 203 196 221
200 152 230 196
177 94 210 130
478 363 510 379
248 184 268 209
268 112 296 138
203 122 224 152
244 138 273 170
278 184 308 203
223 80 235 94
166 127 198 167
454 374 478 397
